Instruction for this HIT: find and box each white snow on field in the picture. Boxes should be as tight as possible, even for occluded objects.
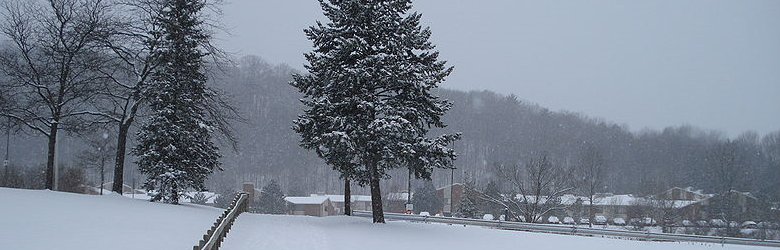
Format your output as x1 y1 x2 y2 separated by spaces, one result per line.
221 214 770 250
0 187 221 250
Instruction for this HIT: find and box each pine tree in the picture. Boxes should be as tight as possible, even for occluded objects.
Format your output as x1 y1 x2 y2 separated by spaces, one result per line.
133 0 220 204
459 177 480 218
255 180 287 214
292 0 459 223
459 195 478 219
412 181 443 214
481 180 503 216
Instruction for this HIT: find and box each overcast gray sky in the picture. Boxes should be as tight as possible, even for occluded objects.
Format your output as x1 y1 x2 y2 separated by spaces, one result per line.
216 0 780 137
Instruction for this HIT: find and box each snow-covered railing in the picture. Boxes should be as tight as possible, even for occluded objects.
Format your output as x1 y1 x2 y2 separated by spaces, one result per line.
194 192 249 250
352 211 780 248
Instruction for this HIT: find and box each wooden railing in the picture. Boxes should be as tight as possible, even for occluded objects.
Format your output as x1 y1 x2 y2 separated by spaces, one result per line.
193 192 249 250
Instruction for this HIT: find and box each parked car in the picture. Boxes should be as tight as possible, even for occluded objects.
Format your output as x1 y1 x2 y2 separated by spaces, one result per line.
641 217 657 226
612 217 626 226
420 212 431 216
482 214 494 220
579 218 590 225
741 221 757 229
709 219 726 227
594 215 608 225
547 216 561 224
681 220 694 227
696 220 709 227
563 217 576 224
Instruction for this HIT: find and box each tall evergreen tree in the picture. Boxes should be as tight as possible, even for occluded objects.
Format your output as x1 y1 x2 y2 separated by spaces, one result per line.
412 181 443 214
255 180 287 214
292 0 459 223
133 0 220 204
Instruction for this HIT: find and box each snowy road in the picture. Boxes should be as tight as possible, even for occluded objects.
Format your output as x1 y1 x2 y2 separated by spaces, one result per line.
220 214 770 250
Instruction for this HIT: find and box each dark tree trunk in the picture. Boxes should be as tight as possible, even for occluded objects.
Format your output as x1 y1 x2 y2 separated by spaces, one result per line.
589 195 594 228
112 122 131 194
344 177 351 215
45 124 58 190
368 161 385 223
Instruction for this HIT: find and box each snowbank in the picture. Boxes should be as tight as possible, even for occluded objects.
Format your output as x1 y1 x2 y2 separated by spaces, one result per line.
220 214 769 250
0 187 221 250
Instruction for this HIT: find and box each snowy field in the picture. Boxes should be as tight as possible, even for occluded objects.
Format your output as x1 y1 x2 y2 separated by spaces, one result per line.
220 214 772 250
0 187 221 250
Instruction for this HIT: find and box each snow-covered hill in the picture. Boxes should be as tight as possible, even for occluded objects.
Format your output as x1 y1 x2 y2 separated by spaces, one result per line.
220 214 770 250
0 187 221 250
1 187 772 250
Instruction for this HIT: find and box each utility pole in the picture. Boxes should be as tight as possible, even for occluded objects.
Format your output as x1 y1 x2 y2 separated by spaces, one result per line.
449 141 457 217
99 132 109 195
449 167 454 216
99 146 105 195
407 168 411 203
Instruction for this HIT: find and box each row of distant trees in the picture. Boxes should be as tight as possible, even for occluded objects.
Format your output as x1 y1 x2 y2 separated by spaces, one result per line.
448 138 779 230
0 0 236 204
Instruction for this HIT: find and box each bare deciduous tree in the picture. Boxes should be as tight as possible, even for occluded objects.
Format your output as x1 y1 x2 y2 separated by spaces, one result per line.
481 153 573 223
575 144 605 227
0 0 112 190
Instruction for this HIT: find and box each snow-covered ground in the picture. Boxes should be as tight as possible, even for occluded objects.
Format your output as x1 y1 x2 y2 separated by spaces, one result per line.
0 187 221 250
221 214 771 250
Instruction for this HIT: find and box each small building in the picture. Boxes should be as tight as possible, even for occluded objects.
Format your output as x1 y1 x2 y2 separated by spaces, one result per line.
310 194 372 214
590 194 642 220
436 183 465 215
654 187 711 201
385 191 412 213
679 190 771 222
285 196 336 217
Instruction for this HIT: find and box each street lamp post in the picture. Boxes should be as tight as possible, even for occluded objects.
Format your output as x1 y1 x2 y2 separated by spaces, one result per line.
3 119 10 186
99 132 109 195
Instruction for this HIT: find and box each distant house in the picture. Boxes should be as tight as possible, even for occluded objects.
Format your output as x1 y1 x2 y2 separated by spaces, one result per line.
679 190 772 222
590 194 643 220
310 194 372 214
563 193 647 221
436 183 465 215
654 187 711 201
385 191 412 213
285 196 336 217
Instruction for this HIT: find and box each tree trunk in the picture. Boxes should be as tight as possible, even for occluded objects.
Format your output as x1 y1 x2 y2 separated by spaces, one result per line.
368 161 385 223
589 195 594 228
112 123 130 194
344 177 351 216
45 124 58 190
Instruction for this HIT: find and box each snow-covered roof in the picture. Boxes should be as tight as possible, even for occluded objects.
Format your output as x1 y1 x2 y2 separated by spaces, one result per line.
285 196 330 205
311 194 372 203
436 183 464 191
679 190 758 208
387 192 412 201
591 194 641 206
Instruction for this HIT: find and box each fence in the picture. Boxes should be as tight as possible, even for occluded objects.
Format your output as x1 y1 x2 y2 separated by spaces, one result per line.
352 211 780 248
193 192 249 250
